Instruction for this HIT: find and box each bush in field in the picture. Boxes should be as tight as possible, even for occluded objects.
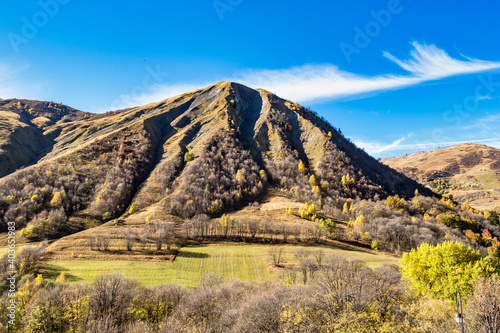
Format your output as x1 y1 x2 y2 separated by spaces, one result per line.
88 274 139 329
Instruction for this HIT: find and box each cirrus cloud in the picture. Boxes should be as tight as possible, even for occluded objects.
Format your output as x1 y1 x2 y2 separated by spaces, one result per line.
111 41 500 110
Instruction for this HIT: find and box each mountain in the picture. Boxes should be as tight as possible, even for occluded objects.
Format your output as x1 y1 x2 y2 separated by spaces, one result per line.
0 99 86 177
0 82 429 239
382 143 500 210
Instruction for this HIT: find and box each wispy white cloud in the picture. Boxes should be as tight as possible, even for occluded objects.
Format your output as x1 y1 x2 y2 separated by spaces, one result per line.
114 42 500 108
239 42 500 102
461 112 500 131
383 42 500 79
0 63 43 100
0 64 22 98
476 95 494 101
355 136 498 156
354 136 408 155
478 113 500 123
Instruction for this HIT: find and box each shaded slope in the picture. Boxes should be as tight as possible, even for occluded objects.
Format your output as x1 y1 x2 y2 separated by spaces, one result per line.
0 99 86 177
0 111 51 177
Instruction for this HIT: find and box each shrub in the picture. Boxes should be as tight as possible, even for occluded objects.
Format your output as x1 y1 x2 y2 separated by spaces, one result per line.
184 152 195 162
439 212 476 230
488 210 500 226
88 274 139 328
385 195 405 211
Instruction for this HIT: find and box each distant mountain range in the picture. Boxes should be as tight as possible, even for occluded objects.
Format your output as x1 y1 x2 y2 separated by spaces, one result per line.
382 143 500 210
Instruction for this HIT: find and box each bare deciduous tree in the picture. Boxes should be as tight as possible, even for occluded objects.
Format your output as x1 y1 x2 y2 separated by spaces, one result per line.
144 220 175 251
279 222 291 242
183 220 193 239
465 277 500 333
268 246 285 267
294 248 311 261
247 219 259 239
299 257 316 284
89 273 139 328
101 235 111 251
313 249 325 267
88 234 97 250
123 228 137 251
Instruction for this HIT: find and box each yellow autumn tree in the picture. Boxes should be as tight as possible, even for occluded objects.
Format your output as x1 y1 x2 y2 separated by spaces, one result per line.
236 169 246 183
220 214 231 238
34 274 43 285
353 215 365 232
309 175 316 187
56 272 66 283
401 241 497 299
312 186 321 195
341 174 355 188
300 203 317 221
50 191 63 208
298 160 306 175
343 202 350 215
385 195 405 211
128 202 137 214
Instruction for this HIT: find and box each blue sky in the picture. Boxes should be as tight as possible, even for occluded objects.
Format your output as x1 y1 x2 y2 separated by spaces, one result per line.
1 0 500 157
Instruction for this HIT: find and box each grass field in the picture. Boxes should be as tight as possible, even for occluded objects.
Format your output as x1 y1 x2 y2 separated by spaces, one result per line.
453 171 500 191
42 244 400 287
0 242 42 257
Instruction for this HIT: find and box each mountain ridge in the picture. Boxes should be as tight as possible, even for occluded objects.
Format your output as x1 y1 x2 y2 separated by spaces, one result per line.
0 81 430 239
382 143 500 210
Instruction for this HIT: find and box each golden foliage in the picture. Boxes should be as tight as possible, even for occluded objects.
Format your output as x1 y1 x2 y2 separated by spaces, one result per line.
298 160 306 175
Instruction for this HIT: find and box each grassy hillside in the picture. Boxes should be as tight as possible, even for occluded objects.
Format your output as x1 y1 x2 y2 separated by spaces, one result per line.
383 143 500 210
